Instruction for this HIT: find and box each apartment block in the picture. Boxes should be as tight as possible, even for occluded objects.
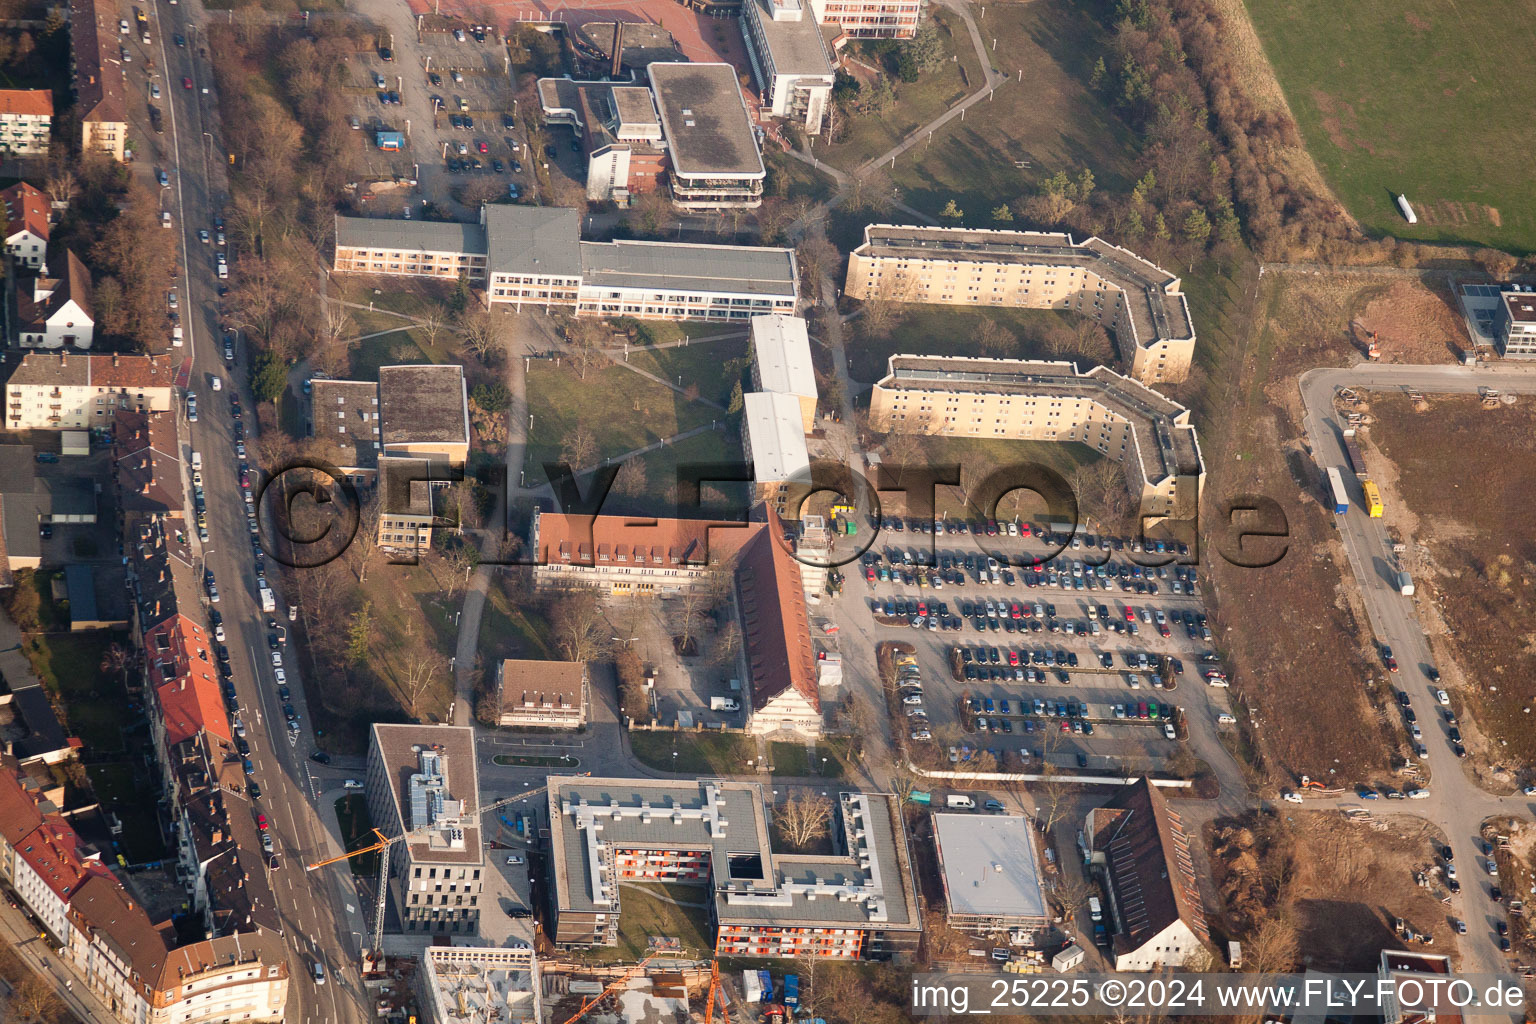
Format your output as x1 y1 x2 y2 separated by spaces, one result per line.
5 352 175 429
334 206 799 323
366 724 485 935
846 224 1197 384
68 0 128 161
548 777 920 959
741 0 835 134
867 354 1204 523
0 89 53 154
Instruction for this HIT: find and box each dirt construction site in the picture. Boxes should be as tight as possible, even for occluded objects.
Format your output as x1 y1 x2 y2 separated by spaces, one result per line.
1197 269 1471 784
1365 392 1536 776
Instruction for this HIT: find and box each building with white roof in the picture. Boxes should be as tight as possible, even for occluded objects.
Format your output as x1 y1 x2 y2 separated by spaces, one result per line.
742 391 810 514
741 0 835 134
749 313 817 431
932 813 1049 935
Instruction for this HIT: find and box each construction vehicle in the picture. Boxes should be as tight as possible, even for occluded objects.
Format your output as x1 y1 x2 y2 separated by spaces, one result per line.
307 776 585 957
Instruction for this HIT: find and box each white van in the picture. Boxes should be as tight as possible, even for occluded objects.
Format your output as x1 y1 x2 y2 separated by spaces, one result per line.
312 962 326 984
343 780 364 790
1088 896 1102 922
946 794 976 810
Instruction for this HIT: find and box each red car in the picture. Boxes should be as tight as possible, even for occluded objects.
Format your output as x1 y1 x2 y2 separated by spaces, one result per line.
1124 607 1136 621
1007 650 1019 666
256 813 269 831
1019 523 1032 537
477 140 489 154
916 602 928 617
182 76 193 89
865 566 876 584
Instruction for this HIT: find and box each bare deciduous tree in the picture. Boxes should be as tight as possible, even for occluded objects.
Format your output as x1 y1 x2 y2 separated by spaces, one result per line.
419 310 445 349
458 309 509 363
44 163 77 208
399 646 446 720
559 424 598 471
976 317 1014 356
776 792 833 849
550 590 610 663
612 455 647 498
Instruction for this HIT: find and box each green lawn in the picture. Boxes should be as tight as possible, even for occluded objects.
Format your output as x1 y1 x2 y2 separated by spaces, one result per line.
334 277 456 319
1246 0 1536 252
25 629 134 753
606 882 713 961
847 303 1084 383
623 336 749 408
629 731 755 775
821 10 986 171
89 762 167 863
350 327 443 380
914 436 1102 518
763 148 837 205
888 0 1138 219
597 428 749 520
334 795 381 876
525 362 720 483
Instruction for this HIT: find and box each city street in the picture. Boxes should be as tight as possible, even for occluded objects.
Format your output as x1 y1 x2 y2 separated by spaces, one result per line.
142 2 371 1021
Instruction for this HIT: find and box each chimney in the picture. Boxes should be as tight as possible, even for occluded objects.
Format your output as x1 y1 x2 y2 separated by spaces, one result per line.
112 353 119 366
611 21 623 78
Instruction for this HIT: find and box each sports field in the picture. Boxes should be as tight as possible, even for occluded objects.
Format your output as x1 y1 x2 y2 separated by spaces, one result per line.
1246 0 1536 253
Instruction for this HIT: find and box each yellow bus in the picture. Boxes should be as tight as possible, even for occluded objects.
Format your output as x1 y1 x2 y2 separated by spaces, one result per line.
1362 480 1383 518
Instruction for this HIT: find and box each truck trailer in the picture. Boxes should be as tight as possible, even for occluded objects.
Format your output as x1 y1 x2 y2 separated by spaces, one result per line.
1343 430 1367 478
1326 467 1349 515
1362 480 1384 518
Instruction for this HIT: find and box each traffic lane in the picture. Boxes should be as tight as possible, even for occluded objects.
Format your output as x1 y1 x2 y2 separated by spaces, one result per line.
0 901 118 1024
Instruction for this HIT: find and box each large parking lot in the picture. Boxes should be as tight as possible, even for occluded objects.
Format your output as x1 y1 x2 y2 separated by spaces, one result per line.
841 517 1236 774
345 22 534 214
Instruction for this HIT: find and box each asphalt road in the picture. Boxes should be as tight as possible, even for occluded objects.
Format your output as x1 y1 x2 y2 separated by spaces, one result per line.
1298 362 1536 994
142 3 370 1022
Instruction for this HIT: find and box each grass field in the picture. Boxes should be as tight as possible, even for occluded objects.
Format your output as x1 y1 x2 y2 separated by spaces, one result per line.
821 9 985 172
889 0 1138 220
847 303 1085 383
622 335 748 409
608 882 712 960
628 731 754 774
1246 0 1536 252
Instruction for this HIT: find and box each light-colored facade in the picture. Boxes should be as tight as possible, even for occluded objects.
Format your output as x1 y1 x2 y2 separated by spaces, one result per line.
334 207 799 323
365 724 485 935
148 937 289 1024
749 313 818 432
933 813 1049 935
4 181 51 268
647 63 767 209
5 353 175 429
809 0 920 37
494 659 588 729
1494 284 1536 358
69 0 128 161
548 777 920 959
331 215 489 282
846 224 1197 384
868 355 1204 523
538 79 666 203
741 0 835 134
16 250 95 349
742 390 810 513
0 89 54 154
528 510 764 597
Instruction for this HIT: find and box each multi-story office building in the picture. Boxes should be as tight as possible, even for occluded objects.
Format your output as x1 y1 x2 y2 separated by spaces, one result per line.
741 0 835 134
366 724 485 935
1493 284 1536 358
333 206 799 322
867 355 1205 523
5 352 175 429
493 659 588 729
331 217 489 282
846 224 1197 384
548 777 920 959
809 0 920 37
646 62 766 209
68 0 128 161
0 89 53 154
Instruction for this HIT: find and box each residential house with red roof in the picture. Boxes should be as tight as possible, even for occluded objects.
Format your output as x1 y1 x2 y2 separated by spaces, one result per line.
13 815 106 942
2 181 51 269
5 351 175 429
528 508 762 596
0 89 54 155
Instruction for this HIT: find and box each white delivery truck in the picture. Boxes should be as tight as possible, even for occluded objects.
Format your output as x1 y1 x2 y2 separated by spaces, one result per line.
190 451 202 471
259 587 276 613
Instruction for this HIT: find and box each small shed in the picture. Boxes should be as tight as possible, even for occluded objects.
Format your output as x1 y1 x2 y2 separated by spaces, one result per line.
60 431 90 456
375 130 404 151
1051 944 1085 972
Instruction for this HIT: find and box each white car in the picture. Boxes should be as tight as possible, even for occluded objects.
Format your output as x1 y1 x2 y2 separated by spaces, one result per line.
1446 862 1457 880
273 668 286 685
119 18 129 32
212 377 222 391
1524 786 1536 796
1281 792 1304 804
214 623 225 642
343 780 364 790
1435 689 1449 705
1216 712 1236 724
234 719 246 738
270 651 283 668
504 854 524 865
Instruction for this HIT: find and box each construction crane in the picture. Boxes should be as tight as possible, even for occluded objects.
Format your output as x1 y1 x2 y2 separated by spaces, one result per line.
307 775 587 956
704 959 737 1024
558 956 654 1024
